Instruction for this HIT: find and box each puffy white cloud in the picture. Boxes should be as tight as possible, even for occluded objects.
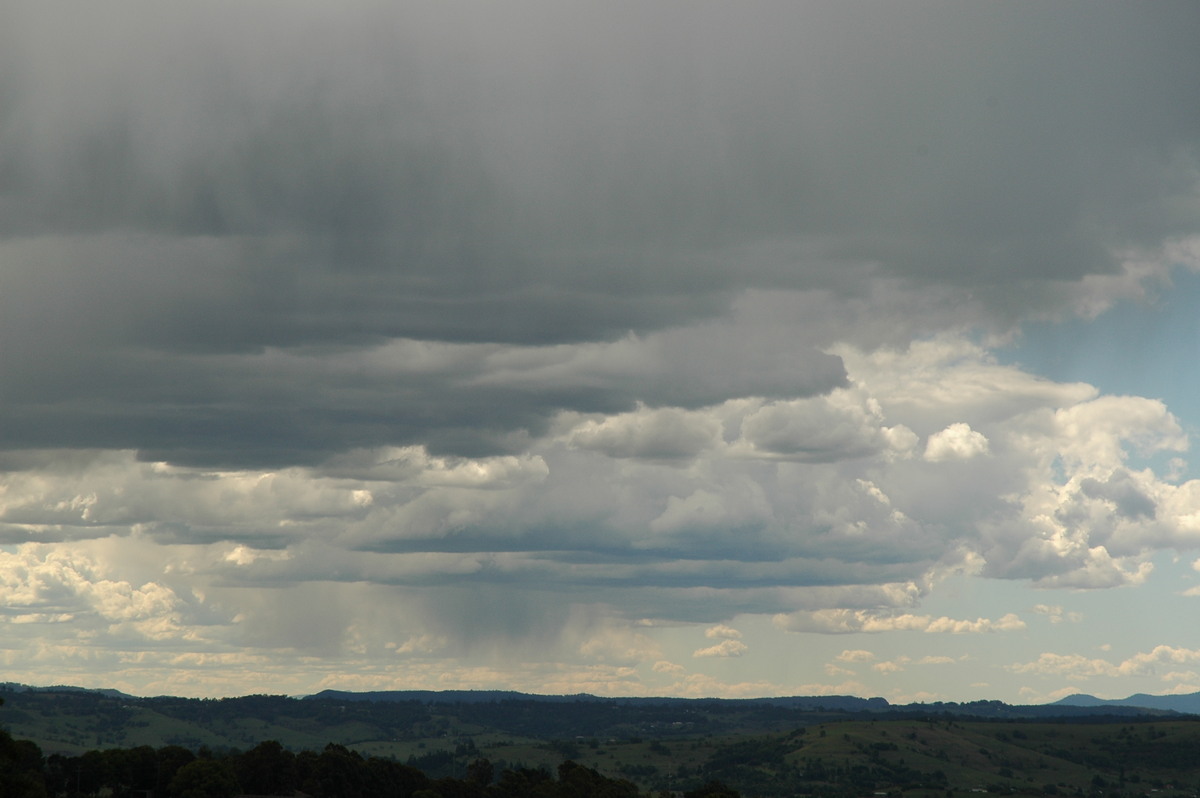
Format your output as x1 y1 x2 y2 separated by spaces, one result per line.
1160 671 1199 686
693 639 749 658
0 544 204 643
924 423 990 462
836 341 1200 588
1009 645 1200 680
1051 396 1187 470
705 624 743 640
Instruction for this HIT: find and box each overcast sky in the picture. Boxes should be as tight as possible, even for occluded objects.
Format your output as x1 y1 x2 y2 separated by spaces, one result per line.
2 1 1200 703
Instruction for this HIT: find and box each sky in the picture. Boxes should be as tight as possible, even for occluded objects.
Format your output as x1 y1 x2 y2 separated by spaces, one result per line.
1 1 1200 704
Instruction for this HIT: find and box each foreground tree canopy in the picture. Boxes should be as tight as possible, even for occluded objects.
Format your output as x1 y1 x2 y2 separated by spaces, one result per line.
0 729 662 798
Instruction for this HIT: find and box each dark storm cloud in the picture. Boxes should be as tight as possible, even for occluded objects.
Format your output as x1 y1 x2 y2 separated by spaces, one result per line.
2 1 1198 466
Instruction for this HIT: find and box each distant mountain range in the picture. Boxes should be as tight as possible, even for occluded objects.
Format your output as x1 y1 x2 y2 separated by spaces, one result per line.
0 682 133 699
1052 691 1200 714
306 688 1197 717
5 682 1198 716
5 681 1198 715
305 689 893 712
3 682 1198 755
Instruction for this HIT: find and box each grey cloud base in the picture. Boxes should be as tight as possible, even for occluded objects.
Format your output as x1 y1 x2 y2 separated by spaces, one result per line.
2 2 1199 466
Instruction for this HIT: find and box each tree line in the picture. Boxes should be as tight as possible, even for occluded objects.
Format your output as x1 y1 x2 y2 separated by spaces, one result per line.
0 725 741 798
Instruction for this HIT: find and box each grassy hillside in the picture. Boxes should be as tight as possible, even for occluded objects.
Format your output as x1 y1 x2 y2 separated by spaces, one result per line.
498 718 1200 797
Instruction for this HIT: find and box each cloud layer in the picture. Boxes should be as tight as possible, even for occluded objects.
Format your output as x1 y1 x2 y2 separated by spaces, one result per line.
1 1 1199 699
3 2 1198 466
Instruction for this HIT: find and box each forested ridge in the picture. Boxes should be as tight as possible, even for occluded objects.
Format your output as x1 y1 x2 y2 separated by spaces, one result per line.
6 691 1200 798
0 689 1171 755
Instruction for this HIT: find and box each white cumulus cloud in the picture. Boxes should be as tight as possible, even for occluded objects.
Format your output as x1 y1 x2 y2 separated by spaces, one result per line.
924 423 990 462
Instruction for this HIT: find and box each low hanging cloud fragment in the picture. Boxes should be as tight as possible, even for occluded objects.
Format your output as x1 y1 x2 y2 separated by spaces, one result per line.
704 624 743 640
1031 604 1084 624
564 404 723 461
693 639 749 658
775 609 1026 635
735 390 917 463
